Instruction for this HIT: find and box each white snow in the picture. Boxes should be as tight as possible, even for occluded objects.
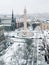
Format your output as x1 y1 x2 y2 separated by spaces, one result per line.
2 26 49 65
3 40 25 64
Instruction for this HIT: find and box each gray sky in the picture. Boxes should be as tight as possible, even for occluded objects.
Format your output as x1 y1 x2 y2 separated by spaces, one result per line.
0 0 49 14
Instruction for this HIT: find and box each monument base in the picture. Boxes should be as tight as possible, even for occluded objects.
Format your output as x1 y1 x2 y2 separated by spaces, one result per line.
23 30 33 37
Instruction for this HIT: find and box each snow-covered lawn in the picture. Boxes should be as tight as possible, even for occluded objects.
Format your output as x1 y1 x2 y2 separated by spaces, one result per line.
2 38 26 65
3 27 49 65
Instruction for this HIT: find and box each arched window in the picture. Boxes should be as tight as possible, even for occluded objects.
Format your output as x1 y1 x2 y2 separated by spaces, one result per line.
47 26 48 29
44 26 45 30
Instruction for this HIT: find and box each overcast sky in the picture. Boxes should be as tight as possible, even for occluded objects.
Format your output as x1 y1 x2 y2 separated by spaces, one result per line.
0 0 49 14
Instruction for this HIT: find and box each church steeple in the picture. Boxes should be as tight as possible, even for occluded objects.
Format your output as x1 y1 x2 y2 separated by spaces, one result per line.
11 9 15 23
11 9 16 31
12 10 14 19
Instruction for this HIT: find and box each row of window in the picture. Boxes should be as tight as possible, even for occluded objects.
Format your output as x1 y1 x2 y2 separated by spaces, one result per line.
41 25 49 30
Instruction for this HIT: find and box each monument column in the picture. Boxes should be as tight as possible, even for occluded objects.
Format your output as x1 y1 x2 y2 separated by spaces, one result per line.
24 8 27 33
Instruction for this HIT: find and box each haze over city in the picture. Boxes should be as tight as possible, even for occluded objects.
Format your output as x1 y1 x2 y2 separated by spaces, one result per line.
0 0 49 65
0 0 49 14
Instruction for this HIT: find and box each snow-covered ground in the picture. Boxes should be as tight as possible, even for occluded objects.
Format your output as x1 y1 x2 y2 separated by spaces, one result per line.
3 42 25 65
1 27 49 65
0 35 34 65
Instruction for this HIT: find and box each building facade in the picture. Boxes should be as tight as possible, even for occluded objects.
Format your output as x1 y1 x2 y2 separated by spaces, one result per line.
40 23 49 30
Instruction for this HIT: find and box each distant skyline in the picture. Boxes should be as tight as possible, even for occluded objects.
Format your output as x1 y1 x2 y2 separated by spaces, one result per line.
0 0 49 14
